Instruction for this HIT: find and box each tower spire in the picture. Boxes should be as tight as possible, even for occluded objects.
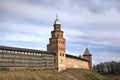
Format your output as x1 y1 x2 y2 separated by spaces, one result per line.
83 47 92 56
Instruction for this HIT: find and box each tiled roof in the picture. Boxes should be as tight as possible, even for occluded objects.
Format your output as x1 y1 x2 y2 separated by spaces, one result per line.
83 47 92 56
0 45 54 54
66 54 89 62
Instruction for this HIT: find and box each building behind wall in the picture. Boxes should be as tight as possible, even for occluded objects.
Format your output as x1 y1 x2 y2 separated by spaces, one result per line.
0 16 92 71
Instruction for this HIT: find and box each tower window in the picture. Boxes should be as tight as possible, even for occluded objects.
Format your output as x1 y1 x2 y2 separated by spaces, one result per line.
57 34 59 37
60 53 61 56
52 33 55 37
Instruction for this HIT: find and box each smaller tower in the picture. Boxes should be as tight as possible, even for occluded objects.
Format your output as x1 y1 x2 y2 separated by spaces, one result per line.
83 47 92 70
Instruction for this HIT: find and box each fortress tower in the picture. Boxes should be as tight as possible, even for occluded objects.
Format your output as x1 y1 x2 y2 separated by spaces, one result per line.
83 47 92 70
47 16 66 71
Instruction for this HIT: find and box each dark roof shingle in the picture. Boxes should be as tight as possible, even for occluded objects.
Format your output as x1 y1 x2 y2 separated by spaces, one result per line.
83 47 92 56
66 54 89 62
0 45 54 54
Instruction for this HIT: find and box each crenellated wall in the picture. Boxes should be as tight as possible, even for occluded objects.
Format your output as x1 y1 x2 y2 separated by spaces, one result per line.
66 56 89 69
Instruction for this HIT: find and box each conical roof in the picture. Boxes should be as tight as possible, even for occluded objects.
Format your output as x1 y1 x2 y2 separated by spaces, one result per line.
83 47 92 56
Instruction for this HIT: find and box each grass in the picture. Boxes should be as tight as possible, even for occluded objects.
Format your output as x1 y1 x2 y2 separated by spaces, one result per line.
0 69 108 80
103 75 120 80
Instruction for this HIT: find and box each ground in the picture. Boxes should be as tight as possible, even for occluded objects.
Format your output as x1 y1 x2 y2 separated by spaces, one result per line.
103 75 120 80
0 69 108 80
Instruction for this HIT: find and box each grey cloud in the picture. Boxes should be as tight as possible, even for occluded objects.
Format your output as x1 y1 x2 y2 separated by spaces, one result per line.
70 0 120 13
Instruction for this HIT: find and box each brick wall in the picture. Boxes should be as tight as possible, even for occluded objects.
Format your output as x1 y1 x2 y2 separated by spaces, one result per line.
66 57 89 69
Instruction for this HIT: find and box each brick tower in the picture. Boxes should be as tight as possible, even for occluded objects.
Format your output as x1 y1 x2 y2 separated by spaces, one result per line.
47 16 66 71
83 47 92 70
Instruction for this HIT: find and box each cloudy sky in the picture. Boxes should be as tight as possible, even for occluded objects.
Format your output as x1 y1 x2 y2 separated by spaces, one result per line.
0 0 120 64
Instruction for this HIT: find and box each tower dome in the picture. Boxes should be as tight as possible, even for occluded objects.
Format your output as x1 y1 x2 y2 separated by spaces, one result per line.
54 15 61 25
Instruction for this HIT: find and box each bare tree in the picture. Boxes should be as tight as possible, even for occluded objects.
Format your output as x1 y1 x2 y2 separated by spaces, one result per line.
93 61 120 75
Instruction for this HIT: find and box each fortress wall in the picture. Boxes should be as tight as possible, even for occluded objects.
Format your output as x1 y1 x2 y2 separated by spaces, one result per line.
0 48 55 70
66 57 89 69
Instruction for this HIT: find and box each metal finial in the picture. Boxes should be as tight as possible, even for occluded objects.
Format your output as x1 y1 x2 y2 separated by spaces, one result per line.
86 45 88 48
56 14 58 20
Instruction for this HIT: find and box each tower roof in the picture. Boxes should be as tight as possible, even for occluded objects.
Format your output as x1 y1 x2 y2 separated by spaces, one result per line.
54 15 61 25
83 47 92 56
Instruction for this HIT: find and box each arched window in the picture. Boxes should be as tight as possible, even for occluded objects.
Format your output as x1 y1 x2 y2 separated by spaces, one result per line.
63 54 64 56
60 53 61 56
57 34 59 37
